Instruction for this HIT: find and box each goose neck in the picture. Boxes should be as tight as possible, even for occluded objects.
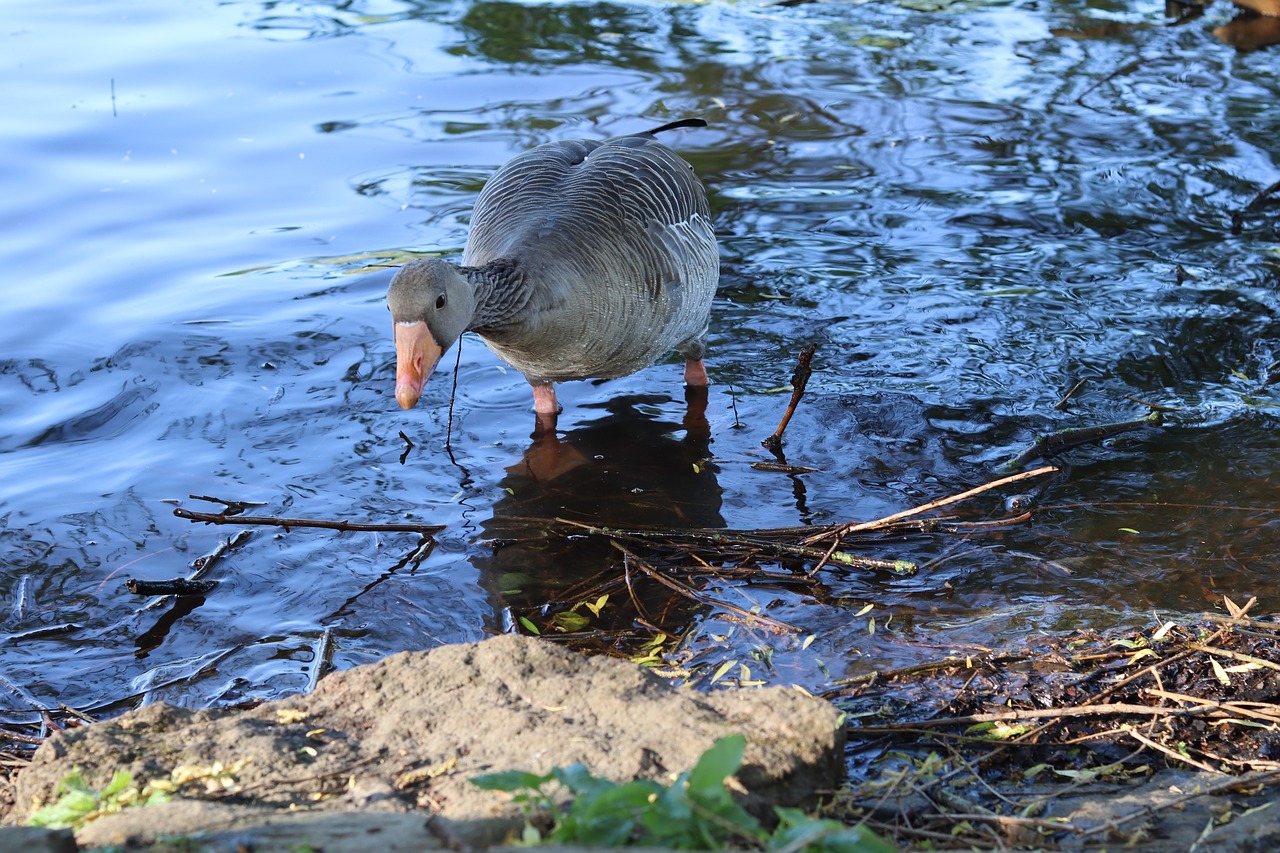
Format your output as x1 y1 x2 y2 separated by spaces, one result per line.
463 259 530 331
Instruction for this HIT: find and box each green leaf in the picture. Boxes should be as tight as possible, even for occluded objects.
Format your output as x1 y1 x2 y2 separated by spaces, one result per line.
772 807 897 853
100 770 135 799
27 791 97 829
553 763 617 799
553 610 591 632
687 735 746 792
470 770 551 792
709 659 737 685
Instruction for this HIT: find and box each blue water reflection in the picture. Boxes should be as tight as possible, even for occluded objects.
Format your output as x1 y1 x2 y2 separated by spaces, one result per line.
2 0 1278 715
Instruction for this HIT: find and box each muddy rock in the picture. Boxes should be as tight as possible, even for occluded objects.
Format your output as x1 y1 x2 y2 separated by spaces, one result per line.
15 634 842 848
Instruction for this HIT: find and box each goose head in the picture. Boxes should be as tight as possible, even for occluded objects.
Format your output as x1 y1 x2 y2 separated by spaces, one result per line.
387 258 476 410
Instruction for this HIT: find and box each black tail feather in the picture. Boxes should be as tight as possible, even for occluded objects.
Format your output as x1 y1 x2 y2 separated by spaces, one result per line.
643 118 708 136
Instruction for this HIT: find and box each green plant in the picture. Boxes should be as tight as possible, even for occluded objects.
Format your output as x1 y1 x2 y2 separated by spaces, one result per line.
473 735 894 852
27 768 172 829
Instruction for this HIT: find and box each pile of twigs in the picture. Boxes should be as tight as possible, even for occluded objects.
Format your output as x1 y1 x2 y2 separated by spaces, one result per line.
828 596 1280 849
499 465 1059 648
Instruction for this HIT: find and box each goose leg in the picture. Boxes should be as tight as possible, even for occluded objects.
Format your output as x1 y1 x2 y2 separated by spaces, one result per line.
531 382 560 414
683 358 708 386
529 381 560 435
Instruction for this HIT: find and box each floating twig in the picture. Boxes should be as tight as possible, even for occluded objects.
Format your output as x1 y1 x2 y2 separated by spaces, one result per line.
1122 394 1182 413
803 465 1058 546
137 530 251 612
187 495 267 516
174 506 444 535
1052 378 1088 410
190 530 252 581
3 624 82 642
762 344 817 450
398 430 415 465
1075 57 1142 107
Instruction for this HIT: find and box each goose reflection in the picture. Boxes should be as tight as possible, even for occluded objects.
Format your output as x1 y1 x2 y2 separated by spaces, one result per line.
474 390 724 646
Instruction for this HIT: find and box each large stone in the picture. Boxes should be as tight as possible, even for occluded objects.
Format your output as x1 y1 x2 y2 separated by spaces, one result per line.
15 634 842 848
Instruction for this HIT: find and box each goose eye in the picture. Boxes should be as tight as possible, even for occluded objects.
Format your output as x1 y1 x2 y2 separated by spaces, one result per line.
435 294 447 310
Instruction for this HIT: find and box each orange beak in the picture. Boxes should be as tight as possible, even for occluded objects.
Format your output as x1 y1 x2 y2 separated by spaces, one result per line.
393 321 444 410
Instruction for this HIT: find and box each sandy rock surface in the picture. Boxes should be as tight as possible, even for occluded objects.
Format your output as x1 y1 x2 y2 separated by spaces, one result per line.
12 634 842 850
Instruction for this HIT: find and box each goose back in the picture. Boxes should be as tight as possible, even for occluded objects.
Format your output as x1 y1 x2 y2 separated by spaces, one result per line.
460 129 718 383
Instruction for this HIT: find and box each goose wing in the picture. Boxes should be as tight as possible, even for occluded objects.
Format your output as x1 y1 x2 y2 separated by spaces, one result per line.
461 128 718 380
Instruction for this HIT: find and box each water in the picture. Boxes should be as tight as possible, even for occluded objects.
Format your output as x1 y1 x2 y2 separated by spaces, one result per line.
2 0 1278 715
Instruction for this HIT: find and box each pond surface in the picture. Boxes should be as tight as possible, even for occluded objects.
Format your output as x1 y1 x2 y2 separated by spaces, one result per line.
2 0 1279 718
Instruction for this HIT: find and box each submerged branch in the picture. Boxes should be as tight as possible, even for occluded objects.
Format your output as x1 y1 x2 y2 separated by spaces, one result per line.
126 579 217 596
1001 412 1162 473
557 518 916 574
137 530 251 611
611 541 801 633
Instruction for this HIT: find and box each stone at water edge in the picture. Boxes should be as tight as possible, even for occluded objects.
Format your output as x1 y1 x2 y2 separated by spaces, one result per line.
16 633 844 848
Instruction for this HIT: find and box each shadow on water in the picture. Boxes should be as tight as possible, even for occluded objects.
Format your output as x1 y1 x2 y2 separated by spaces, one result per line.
473 391 725 652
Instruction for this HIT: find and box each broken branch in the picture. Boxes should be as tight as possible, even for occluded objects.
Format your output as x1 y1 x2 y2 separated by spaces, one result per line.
174 506 444 535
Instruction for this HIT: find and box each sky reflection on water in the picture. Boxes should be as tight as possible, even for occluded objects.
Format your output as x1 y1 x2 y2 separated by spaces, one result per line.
2 0 1278 713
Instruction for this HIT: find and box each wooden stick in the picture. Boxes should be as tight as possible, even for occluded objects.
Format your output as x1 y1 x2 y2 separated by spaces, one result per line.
140 530 251 612
1076 768 1280 839
802 465 1058 546
190 530 251 581
762 344 816 450
1144 688 1280 725
611 542 800 633
188 494 266 515
0 730 45 745
1125 728 1225 774
174 507 444 534
1000 412 1162 473
1187 642 1280 673
560 518 915 573
307 628 335 693
852 700 1223 731
1052 378 1088 410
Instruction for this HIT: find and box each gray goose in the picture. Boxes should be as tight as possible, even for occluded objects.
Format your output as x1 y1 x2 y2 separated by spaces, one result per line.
387 118 718 419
